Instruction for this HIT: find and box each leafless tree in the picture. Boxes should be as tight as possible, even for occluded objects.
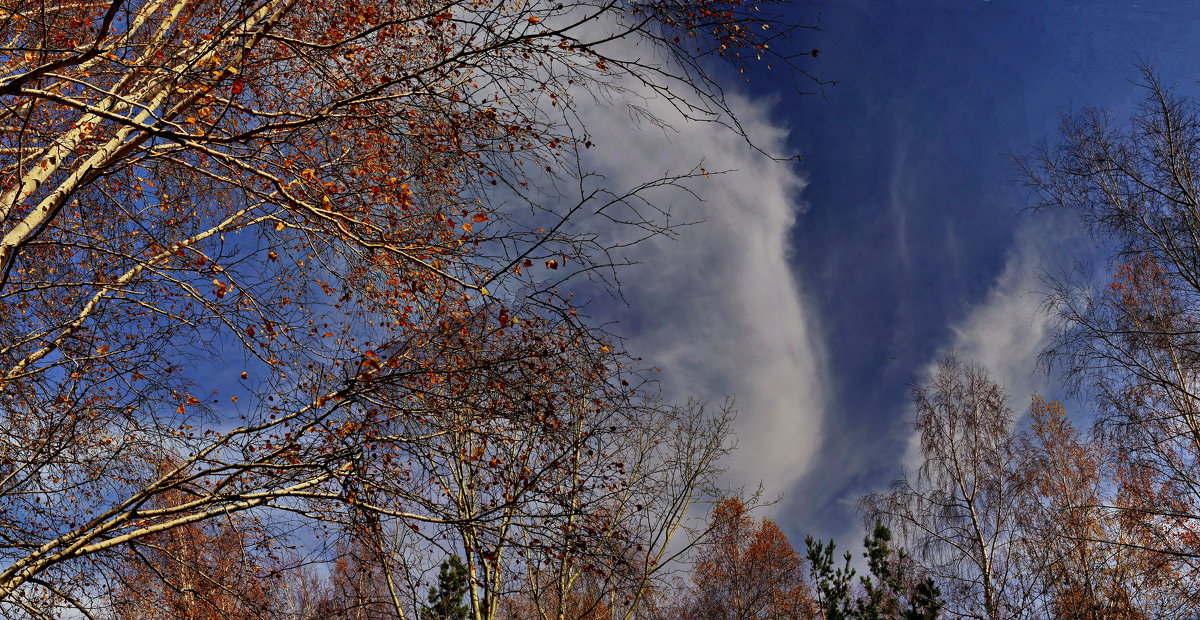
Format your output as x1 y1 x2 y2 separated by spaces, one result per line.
863 356 1033 620
1019 65 1200 606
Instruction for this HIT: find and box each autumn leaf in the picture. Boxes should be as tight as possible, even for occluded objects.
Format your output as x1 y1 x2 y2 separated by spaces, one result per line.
0 0 811 607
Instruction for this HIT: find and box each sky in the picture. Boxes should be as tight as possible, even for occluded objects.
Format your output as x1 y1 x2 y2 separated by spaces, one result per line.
575 0 1200 552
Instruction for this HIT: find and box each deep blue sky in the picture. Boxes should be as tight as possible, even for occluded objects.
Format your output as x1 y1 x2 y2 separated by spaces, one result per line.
753 1 1200 546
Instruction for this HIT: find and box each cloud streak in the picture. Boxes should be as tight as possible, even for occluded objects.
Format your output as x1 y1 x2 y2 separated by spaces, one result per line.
946 222 1059 404
904 211 1092 477
574 90 826 503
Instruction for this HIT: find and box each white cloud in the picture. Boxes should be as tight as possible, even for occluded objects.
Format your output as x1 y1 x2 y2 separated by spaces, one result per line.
947 222 1058 404
578 91 827 503
901 213 1088 469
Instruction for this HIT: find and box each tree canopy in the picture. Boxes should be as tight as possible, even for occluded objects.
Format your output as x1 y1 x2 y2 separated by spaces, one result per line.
0 0 815 617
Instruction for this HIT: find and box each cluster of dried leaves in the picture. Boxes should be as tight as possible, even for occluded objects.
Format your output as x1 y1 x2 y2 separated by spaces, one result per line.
0 0 816 617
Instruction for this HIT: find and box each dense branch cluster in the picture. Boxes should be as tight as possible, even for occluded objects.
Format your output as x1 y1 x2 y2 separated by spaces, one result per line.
0 0 814 617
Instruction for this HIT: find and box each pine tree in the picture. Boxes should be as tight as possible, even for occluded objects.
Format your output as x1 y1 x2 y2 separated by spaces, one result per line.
420 557 472 620
806 523 943 620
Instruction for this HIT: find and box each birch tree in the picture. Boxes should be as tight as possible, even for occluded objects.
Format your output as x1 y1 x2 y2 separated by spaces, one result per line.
0 0 814 615
1020 66 1200 605
863 356 1032 620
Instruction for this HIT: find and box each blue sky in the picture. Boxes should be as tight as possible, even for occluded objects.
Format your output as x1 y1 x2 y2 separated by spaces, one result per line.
773 0 1200 544
583 1 1200 551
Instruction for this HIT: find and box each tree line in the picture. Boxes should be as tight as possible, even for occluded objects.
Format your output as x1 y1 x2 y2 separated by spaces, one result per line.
0 0 819 618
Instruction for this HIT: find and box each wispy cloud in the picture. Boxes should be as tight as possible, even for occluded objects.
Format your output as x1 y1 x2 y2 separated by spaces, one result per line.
578 91 826 502
946 221 1059 403
888 126 914 271
899 212 1090 471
